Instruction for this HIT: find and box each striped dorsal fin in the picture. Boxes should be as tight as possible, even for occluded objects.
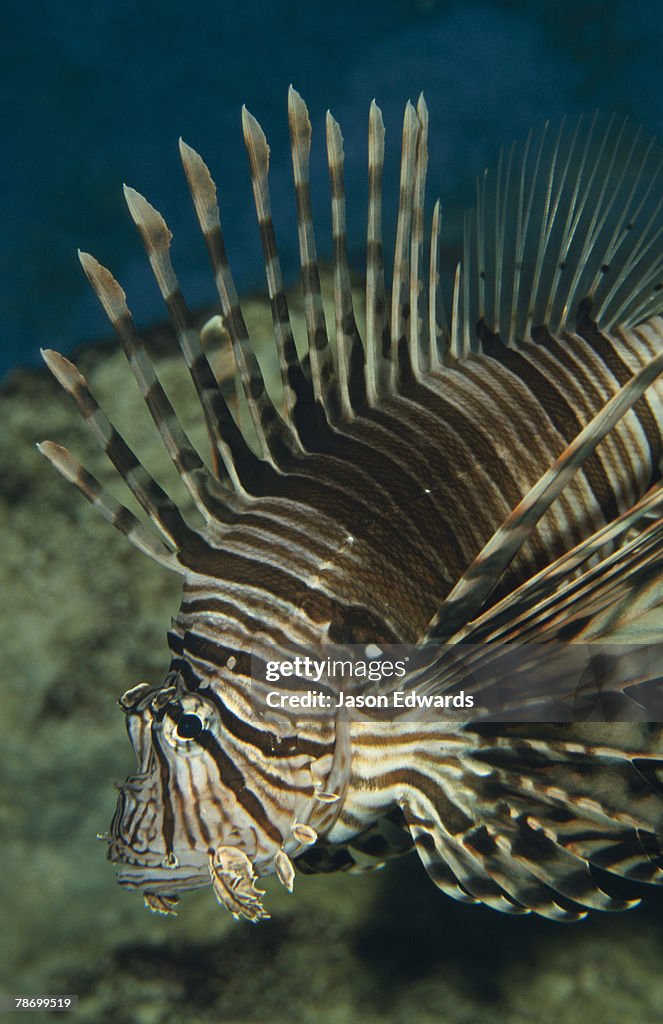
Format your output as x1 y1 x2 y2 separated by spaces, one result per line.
40 97 663 579
462 114 663 348
78 253 237 522
40 349 199 555
177 141 297 472
120 185 265 493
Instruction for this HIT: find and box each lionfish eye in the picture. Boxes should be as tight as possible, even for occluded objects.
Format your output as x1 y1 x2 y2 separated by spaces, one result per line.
176 713 204 740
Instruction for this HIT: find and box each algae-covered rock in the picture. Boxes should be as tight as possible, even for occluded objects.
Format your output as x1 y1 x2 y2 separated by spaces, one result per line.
2 281 663 1024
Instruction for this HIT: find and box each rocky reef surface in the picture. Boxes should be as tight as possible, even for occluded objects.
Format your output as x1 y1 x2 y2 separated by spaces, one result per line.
2 282 663 1023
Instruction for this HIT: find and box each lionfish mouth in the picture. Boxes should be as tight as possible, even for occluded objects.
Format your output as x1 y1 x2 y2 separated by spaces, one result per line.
108 840 210 893
106 837 163 868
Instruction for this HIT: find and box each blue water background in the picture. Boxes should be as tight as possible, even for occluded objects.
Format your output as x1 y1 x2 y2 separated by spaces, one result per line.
2 0 663 377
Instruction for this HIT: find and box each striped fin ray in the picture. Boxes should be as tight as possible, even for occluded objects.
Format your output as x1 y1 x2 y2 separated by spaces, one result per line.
389 100 420 388
365 100 390 404
121 185 265 492
428 199 449 370
425 344 663 642
491 143 515 346
494 513 663 646
432 747 655 916
408 94 430 380
461 485 663 638
407 517 662 715
386 714 663 915
288 86 339 424
461 214 473 358
240 106 319 445
402 795 546 916
77 252 235 521
325 110 367 419
401 817 487 908
36 442 182 573
461 115 663 348
449 262 464 360
462 722 663 877
460 484 663 644
506 126 541 347
40 348 197 552
402 794 624 919
475 170 488 332
178 139 295 470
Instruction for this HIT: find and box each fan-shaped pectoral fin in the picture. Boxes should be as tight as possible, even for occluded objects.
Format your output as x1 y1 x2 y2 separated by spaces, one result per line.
208 845 269 922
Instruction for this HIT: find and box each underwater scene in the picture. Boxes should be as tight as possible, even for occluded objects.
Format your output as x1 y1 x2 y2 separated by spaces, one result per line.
2 2 663 1022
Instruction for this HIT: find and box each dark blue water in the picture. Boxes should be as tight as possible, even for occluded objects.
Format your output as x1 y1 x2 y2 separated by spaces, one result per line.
2 0 663 377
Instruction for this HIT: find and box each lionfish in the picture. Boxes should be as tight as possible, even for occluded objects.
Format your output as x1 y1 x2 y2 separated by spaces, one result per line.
39 88 663 922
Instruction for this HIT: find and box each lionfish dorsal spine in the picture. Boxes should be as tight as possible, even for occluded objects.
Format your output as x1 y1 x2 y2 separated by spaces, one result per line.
365 99 390 405
240 106 317 443
427 198 448 371
449 261 463 360
121 184 263 498
408 93 430 382
325 109 366 421
462 211 472 358
390 100 419 390
505 125 538 348
287 86 339 426
75 251 231 521
36 439 183 573
39 348 195 554
522 118 564 341
176 141 298 475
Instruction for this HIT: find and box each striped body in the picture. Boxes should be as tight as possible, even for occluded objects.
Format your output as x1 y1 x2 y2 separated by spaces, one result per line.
41 92 663 921
169 326 662 668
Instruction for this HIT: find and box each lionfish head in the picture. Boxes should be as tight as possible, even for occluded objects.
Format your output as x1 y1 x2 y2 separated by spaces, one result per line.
107 675 225 911
107 661 338 921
